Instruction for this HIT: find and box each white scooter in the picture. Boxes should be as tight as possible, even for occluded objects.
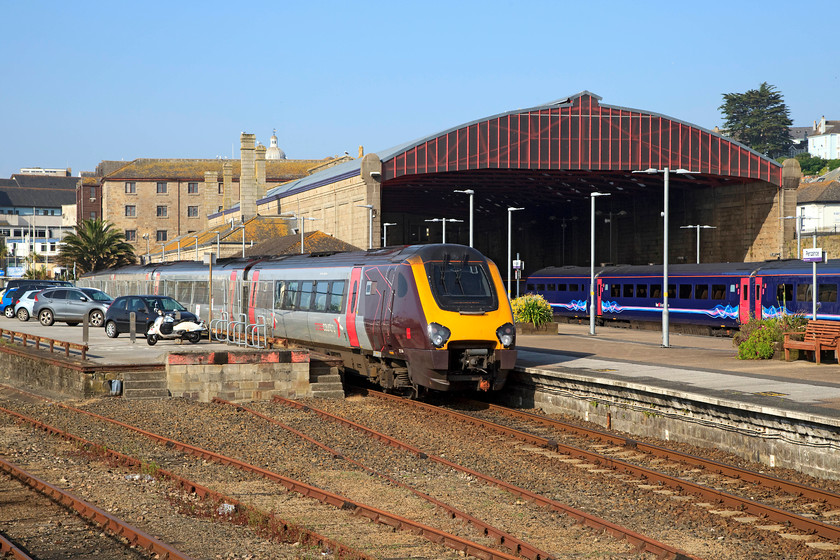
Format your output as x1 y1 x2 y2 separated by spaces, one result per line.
146 310 207 346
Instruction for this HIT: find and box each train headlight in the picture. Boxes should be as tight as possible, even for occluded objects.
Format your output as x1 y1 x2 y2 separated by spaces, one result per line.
496 322 515 348
427 322 451 348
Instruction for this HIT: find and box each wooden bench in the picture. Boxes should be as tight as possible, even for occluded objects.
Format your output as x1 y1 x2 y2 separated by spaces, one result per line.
783 319 840 364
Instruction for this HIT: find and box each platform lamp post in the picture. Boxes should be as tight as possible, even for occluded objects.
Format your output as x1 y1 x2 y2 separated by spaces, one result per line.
782 214 804 258
680 225 716 264
633 167 695 348
190 233 200 261
454 189 474 247
357 205 374 249
382 222 396 246
507 207 524 298
589 193 610 336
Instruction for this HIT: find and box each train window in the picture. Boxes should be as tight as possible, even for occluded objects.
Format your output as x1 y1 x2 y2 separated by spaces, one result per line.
424 258 497 312
797 283 813 302
636 284 648 298
537 283 545 291
274 281 285 309
820 284 838 303
365 281 377 296
623 284 634 297
610 284 621 297
776 283 793 304
694 285 709 299
557 284 567 291
569 284 579 292
283 281 299 310
546 284 555 291
679 285 692 299
299 281 314 310
650 284 662 298
668 285 676 299
313 282 329 312
527 283 535 291
328 281 345 312
711 285 726 300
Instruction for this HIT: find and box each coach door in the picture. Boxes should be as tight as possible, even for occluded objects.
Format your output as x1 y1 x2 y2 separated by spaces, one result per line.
754 277 765 319
346 267 362 348
738 278 751 323
595 278 604 317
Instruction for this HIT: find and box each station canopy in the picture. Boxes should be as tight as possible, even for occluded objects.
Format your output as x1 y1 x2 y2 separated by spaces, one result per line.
378 91 782 215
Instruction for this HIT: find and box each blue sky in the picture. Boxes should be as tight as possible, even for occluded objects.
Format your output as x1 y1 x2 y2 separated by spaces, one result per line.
1 0 837 178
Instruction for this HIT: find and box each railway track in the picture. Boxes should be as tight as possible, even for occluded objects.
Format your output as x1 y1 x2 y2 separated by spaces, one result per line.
350 387 840 553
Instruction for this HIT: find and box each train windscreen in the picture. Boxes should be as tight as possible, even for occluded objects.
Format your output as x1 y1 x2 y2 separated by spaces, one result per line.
424 257 498 312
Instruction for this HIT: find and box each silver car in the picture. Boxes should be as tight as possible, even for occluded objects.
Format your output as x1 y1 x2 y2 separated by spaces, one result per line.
33 287 113 327
14 289 42 321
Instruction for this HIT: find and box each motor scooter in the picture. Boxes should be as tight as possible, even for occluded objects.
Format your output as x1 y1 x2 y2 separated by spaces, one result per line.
146 310 207 346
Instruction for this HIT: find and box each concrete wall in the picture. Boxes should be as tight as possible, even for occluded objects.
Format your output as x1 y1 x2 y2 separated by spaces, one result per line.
166 349 311 402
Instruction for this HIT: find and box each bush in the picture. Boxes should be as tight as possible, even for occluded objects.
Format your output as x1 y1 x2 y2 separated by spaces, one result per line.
511 293 553 327
733 315 807 359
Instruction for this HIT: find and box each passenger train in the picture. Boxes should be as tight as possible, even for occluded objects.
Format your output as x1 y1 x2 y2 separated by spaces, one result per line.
526 260 840 331
83 244 517 396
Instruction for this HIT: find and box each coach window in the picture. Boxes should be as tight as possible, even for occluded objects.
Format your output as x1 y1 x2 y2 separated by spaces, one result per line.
776 283 793 304
557 283 567 291
796 283 812 302
527 283 535 291
546 284 555 291
711 284 726 300
694 284 709 299
283 281 299 309
329 281 345 312
299 281 314 310
623 284 634 297
569 284 579 292
636 284 648 298
274 281 285 309
650 284 662 298
819 283 838 303
679 285 692 299
609 284 620 297
313 281 329 312
535 283 544 291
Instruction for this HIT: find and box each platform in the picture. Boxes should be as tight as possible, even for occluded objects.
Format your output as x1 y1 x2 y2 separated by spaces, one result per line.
510 324 840 480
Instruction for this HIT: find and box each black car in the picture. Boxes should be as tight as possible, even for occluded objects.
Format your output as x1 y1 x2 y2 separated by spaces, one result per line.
104 295 196 338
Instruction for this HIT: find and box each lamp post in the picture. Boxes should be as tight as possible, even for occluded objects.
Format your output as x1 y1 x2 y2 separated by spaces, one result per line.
382 222 396 246
507 207 524 297
298 216 318 254
357 205 374 249
680 225 716 264
190 233 200 261
424 218 463 244
782 214 804 258
589 193 610 336
454 189 474 247
633 167 694 348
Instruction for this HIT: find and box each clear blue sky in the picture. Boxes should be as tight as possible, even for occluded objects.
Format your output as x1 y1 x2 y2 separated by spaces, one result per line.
1 0 837 178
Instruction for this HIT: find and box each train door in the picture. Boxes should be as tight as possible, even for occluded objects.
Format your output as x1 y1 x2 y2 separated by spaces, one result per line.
247 270 260 325
738 278 751 323
376 267 397 351
346 267 362 348
595 277 604 318
754 277 765 319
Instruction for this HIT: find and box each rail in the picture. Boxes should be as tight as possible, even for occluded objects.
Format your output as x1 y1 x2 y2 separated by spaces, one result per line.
0 328 87 360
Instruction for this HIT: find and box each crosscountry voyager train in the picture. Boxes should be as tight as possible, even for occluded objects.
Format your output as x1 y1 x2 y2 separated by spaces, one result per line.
526 260 840 331
83 244 517 396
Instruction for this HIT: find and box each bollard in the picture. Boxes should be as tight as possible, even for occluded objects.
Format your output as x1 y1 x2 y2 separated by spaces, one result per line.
130 312 136 343
82 314 89 346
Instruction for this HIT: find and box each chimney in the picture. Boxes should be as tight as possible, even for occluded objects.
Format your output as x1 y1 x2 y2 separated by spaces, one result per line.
239 133 257 220
255 144 267 203
203 171 218 221
223 161 234 211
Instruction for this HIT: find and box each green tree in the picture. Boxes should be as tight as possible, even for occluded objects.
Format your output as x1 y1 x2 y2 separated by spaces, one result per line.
719 82 793 158
795 153 828 175
56 218 136 275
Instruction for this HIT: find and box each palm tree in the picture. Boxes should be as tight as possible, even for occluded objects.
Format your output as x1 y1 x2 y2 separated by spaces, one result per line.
56 218 136 276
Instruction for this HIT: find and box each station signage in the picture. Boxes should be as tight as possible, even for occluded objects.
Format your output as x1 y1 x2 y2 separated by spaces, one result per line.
803 248 824 262
512 259 523 270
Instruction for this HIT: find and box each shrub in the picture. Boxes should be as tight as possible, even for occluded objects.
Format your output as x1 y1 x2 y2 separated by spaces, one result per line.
511 293 553 326
733 315 807 360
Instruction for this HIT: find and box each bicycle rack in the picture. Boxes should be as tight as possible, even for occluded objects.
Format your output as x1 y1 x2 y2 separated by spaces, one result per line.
227 313 247 346
210 311 229 342
246 315 267 349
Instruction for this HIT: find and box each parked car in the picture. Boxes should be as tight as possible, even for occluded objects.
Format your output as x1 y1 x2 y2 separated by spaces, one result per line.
33 287 113 327
1 281 72 317
14 289 43 321
1 288 26 318
104 295 196 338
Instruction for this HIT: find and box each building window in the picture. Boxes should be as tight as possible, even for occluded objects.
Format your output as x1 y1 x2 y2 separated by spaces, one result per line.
188 182 198 194
125 229 136 241
125 205 136 217
90 212 96 219
157 182 167 194
89 187 95 199
125 182 136 194
156 230 167 242
187 205 199 218
218 205 223 213
218 182 223 194
156 205 168 217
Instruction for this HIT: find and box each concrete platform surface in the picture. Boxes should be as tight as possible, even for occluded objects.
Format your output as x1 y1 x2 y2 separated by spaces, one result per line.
517 323 840 424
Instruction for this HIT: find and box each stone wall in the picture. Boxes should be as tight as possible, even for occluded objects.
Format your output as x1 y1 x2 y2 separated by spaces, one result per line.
166 349 311 403
0 345 111 399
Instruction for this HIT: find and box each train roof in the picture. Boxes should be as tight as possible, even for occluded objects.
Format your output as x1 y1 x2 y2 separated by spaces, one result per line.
528 259 840 279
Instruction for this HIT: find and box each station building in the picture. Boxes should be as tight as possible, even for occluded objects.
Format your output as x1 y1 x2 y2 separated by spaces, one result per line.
212 91 800 278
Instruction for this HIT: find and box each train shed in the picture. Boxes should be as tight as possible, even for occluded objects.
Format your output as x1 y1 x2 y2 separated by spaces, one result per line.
228 91 800 275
